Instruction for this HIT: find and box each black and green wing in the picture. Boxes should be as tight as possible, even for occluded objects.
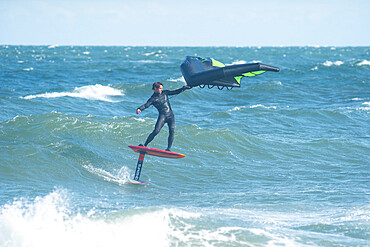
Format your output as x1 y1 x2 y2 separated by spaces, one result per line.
180 56 280 89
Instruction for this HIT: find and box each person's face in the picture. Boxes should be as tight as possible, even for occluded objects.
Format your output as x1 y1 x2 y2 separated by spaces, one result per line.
154 85 163 94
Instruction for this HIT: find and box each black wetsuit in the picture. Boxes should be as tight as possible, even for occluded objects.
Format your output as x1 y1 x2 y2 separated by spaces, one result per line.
138 86 187 150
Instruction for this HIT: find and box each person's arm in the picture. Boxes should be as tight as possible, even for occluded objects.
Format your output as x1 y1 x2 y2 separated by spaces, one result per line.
136 96 154 114
165 85 190 96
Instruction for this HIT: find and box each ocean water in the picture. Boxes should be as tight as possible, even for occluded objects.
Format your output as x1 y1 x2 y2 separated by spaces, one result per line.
0 45 369 246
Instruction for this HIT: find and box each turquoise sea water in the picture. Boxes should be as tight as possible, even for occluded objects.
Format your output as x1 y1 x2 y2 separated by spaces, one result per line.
0 45 369 246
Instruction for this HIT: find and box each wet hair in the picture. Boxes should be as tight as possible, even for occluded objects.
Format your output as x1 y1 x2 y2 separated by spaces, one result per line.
152 81 163 90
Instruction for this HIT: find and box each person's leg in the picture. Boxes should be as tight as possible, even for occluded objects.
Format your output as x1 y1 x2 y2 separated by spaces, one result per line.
144 115 165 147
166 116 175 151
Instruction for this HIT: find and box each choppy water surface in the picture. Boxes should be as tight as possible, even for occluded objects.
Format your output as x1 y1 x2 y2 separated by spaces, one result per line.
0 46 369 246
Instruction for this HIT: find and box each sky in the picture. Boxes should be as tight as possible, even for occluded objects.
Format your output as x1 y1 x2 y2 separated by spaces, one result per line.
1 0 369 46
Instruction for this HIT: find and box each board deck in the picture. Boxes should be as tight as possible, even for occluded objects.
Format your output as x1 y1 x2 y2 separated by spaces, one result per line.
128 145 186 159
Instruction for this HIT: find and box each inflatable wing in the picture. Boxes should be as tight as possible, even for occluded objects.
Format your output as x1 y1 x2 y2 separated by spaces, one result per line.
180 56 280 89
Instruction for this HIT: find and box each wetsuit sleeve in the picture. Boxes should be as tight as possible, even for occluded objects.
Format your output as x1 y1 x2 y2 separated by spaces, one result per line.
138 96 154 111
165 86 188 96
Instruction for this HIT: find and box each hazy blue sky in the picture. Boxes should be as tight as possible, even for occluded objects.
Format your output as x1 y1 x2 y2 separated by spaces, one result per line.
1 0 369 46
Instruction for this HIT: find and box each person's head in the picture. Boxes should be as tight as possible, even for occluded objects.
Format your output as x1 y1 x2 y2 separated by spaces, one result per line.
152 82 163 94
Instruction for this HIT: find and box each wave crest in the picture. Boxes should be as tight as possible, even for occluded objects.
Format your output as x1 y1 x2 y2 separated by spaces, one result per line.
22 84 124 102
323 61 344 67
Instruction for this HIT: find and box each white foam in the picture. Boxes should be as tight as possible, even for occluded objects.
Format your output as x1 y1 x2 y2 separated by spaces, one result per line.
134 117 146 122
228 104 278 112
323 60 344 66
136 60 170 64
82 164 130 185
48 45 59 49
228 60 248 65
248 228 300 246
227 60 262 66
357 59 370 66
173 226 246 245
23 67 34 71
272 81 283 86
228 106 247 112
1 190 250 246
250 104 277 109
339 106 370 112
143 50 163 56
167 77 186 83
359 102 370 111
0 189 173 247
22 84 124 102
2 190 366 246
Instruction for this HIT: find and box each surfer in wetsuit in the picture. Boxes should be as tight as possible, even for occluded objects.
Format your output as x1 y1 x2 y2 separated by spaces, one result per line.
136 82 190 151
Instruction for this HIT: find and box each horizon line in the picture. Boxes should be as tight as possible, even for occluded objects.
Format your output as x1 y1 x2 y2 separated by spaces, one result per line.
2 44 370 48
